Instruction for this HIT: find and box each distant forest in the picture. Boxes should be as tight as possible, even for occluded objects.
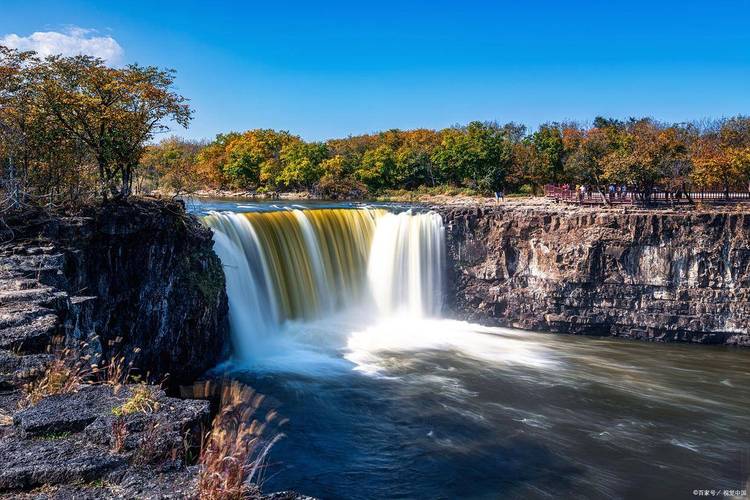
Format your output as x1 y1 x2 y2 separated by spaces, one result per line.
2 44 750 207
144 117 750 199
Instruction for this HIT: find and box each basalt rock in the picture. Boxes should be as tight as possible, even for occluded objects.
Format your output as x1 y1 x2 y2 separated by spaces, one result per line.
0 198 229 387
437 203 750 346
59 199 230 386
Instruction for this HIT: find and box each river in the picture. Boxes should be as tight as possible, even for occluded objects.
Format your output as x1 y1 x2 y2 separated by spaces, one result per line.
190 198 750 500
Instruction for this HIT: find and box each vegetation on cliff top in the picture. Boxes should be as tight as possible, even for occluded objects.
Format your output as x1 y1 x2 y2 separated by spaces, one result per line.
0 44 190 209
3 43 750 208
147 116 750 199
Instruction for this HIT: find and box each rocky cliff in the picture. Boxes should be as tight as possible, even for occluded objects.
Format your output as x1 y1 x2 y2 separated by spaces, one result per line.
438 203 750 346
0 200 315 499
0 199 229 387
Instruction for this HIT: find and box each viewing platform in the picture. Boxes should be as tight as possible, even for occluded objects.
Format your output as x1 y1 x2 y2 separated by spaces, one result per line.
544 185 750 206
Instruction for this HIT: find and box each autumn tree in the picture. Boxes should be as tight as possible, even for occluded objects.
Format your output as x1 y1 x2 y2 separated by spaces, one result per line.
601 120 689 199
278 141 328 190
139 137 203 195
194 132 240 189
316 155 366 199
691 118 750 195
1 46 99 206
35 54 192 199
393 129 441 188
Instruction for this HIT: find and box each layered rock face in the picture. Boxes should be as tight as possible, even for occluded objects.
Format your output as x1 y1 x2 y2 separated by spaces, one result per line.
438 204 750 346
0 199 229 387
60 199 230 385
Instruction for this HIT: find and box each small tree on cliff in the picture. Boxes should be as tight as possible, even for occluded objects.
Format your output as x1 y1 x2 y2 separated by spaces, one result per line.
36 54 192 200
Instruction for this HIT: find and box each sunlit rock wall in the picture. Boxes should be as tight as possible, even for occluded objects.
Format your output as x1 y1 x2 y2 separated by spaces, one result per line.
438 204 750 346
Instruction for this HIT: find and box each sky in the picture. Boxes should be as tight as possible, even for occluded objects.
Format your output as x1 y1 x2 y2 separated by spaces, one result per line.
1 0 749 141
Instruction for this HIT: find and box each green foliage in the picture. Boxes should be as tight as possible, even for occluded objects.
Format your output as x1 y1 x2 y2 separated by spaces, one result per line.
279 141 328 189
5 40 750 201
0 44 191 205
531 124 565 183
356 144 398 191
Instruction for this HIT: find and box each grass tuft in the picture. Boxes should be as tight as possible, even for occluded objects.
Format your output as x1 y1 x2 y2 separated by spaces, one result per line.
111 416 128 453
20 348 94 407
197 381 285 500
112 384 160 416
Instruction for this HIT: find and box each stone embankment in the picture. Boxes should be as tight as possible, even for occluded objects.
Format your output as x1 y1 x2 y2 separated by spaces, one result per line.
437 203 750 346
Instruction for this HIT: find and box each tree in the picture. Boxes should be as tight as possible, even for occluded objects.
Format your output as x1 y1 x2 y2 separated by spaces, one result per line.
0 46 42 205
1 46 98 206
140 137 203 195
213 129 297 190
601 120 687 198
394 129 441 188
431 121 513 191
563 126 614 199
36 54 191 199
356 144 397 191
194 132 240 189
530 124 564 185
691 118 750 195
316 155 366 199
279 141 328 190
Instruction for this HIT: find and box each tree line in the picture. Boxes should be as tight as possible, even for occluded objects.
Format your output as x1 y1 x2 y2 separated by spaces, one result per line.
3 44 750 207
146 116 750 199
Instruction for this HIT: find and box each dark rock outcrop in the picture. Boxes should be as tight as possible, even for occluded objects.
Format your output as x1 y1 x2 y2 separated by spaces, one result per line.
0 199 229 386
438 203 750 345
0 437 125 491
0 383 208 495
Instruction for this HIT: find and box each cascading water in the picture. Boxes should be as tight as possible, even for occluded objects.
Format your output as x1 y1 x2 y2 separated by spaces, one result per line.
368 211 444 317
203 207 445 360
194 199 750 500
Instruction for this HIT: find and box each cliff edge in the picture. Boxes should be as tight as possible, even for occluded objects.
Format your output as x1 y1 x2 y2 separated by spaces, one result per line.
0 198 229 387
438 203 750 346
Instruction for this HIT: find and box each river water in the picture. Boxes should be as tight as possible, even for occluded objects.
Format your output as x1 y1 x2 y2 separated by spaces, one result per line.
191 198 750 500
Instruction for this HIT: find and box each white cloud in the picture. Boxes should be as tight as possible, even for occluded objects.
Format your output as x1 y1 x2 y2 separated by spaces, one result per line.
1 27 123 64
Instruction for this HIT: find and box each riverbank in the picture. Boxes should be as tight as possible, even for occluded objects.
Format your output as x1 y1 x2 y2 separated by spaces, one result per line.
150 187 530 206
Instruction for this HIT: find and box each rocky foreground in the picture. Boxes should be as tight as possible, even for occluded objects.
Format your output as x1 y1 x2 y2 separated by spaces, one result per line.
438 202 750 345
0 200 306 499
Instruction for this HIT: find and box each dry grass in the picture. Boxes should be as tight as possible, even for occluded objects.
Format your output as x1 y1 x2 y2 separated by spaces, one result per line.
0 410 12 426
111 416 128 453
134 421 164 465
101 354 132 391
197 381 285 500
20 347 94 407
112 384 160 416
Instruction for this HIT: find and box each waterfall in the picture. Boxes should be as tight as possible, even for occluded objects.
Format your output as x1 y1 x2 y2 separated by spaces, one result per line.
367 211 444 317
204 208 445 359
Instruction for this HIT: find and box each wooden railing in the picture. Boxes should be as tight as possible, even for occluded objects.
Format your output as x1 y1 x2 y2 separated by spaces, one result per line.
544 185 750 206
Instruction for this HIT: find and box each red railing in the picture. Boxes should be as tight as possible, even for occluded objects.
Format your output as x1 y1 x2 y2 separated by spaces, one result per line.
544 185 750 206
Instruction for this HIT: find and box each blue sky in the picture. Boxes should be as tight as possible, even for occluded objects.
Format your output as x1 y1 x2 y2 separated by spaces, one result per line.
2 0 749 141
